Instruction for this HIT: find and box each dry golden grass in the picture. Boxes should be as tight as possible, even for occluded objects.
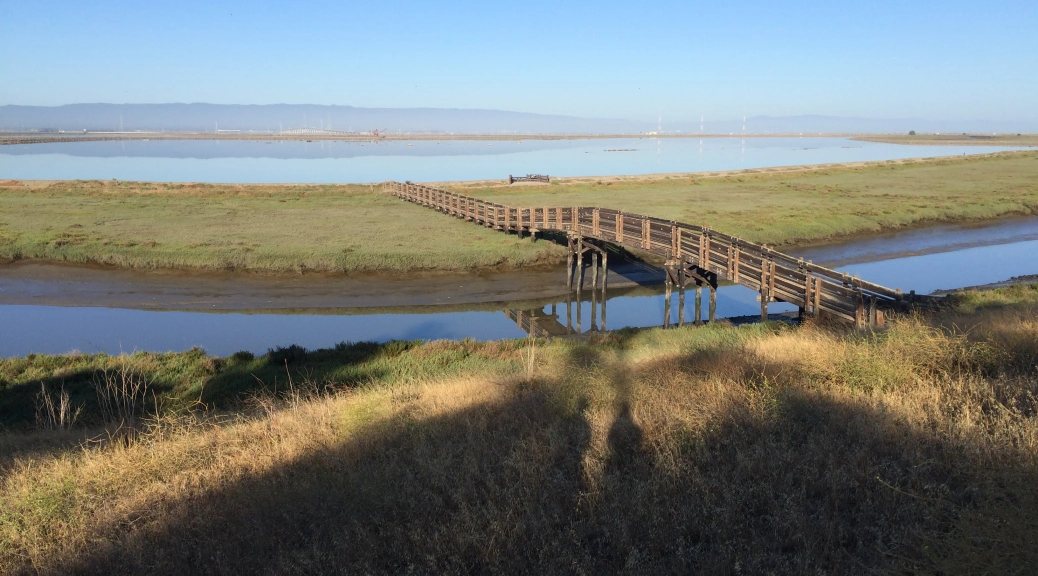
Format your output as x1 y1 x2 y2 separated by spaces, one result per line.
2 288 1037 574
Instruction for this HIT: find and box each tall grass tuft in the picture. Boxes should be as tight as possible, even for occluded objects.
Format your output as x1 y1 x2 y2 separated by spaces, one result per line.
34 383 81 431
92 362 153 443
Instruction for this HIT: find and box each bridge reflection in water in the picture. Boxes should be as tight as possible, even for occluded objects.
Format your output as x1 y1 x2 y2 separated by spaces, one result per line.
506 292 607 338
505 275 728 339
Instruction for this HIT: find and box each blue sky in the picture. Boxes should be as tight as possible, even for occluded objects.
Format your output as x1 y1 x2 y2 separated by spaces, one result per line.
1 0 1035 122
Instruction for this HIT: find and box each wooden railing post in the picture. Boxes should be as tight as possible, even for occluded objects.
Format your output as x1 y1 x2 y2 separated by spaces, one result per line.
760 256 770 322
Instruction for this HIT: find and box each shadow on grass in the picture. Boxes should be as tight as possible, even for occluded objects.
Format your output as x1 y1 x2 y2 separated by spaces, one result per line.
24 350 1034 575
9 318 1038 574
46 358 1037 575
0 341 425 431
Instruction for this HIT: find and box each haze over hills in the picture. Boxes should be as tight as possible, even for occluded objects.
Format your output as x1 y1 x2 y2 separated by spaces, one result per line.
1 104 1034 135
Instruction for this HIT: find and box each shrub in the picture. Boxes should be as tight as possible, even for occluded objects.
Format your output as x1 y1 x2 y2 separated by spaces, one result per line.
268 345 306 366
229 350 255 364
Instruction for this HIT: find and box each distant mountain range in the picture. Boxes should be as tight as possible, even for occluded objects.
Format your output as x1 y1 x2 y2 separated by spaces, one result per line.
1 104 1034 134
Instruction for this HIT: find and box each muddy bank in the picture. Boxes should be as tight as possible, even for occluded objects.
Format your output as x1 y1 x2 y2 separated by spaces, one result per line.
0 259 664 311
787 215 1038 267
933 274 1038 295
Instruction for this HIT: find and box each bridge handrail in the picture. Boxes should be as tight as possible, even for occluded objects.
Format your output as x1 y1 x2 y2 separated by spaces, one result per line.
385 181 904 325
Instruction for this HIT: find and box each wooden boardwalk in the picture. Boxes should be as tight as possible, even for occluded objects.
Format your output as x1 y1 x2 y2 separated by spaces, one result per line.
387 181 916 327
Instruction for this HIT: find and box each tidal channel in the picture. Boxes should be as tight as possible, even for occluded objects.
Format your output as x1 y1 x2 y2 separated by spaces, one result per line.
2 217 1037 357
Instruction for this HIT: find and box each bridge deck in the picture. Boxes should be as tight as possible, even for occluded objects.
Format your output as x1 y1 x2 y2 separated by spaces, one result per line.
386 181 909 326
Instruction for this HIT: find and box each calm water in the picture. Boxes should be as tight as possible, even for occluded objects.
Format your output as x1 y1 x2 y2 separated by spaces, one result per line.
2 238 1036 357
0 137 1027 183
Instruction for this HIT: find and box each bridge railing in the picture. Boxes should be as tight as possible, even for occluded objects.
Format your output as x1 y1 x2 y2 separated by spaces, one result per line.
385 181 905 325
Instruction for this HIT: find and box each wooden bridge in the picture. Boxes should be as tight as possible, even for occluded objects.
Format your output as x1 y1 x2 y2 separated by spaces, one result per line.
386 181 917 328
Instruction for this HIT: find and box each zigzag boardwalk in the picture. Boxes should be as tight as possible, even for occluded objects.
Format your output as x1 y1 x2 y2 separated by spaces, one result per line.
386 181 919 328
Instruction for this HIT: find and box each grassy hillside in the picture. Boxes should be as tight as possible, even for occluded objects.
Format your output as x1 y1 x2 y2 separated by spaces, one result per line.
2 284 1037 573
1 151 1036 274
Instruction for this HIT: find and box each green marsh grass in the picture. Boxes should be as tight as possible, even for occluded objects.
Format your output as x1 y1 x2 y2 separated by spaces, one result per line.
1 151 1036 273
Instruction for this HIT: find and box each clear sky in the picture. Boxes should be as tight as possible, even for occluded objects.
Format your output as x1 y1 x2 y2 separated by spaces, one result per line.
1 0 1035 122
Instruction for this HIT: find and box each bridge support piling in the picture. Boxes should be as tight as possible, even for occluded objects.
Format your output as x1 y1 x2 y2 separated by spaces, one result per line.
591 252 599 290
709 287 717 322
601 293 607 331
577 253 585 290
602 252 608 292
695 288 703 326
664 286 672 328
664 270 673 328
566 253 574 289
576 289 583 333
678 287 686 327
760 291 769 323
591 288 598 331
566 298 572 332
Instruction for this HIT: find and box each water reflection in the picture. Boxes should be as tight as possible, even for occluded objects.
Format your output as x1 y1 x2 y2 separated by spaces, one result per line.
0 282 791 357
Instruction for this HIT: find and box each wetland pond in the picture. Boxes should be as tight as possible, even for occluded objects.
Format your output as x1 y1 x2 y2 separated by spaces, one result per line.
0 137 1029 183
2 216 1037 357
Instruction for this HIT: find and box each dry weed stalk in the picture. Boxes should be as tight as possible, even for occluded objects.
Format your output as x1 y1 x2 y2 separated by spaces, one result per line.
93 361 153 443
34 382 82 431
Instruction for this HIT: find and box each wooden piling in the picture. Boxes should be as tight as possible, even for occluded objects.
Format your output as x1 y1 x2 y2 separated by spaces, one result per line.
591 287 598 330
664 280 672 328
566 252 574 289
576 249 585 290
591 251 599 289
695 288 703 326
709 287 717 322
678 287 686 327
576 289 582 333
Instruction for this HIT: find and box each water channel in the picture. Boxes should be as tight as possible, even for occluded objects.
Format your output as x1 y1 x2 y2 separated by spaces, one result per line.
2 216 1036 358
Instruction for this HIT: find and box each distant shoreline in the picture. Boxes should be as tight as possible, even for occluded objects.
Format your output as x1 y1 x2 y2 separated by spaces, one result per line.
0 131 858 145
6 131 1035 146
853 133 1038 147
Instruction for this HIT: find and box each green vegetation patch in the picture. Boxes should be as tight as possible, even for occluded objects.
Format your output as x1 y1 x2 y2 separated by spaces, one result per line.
1 152 1037 273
